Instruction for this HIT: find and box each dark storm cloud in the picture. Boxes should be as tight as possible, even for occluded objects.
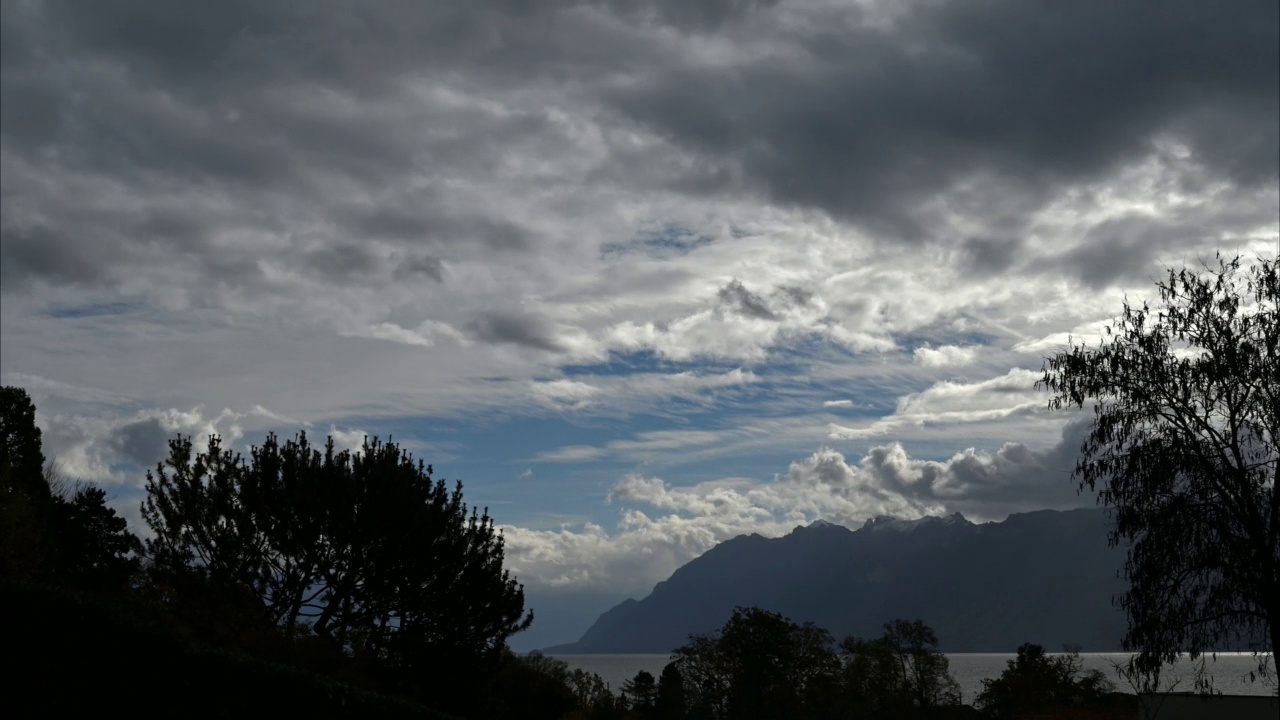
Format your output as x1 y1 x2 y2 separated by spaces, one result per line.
2 0 1274 299
718 279 777 320
339 206 533 251
960 237 1023 274
393 254 445 283
306 244 381 281
0 225 103 286
1063 216 1186 289
607 0 1279 239
862 418 1094 519
112 417 171 468
0 0 564 290
468 311 566 352
604 0 781 30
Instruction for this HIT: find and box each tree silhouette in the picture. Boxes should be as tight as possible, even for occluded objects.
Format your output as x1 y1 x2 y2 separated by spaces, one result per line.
1 386 140 590
141 431 532 681
0 386 52 579
622 670 658 715
1038 254 1278 682
672 606 840 720
47 483 142 591
974 643 1113 719
655 662 688 720
668 609 962 719
839 619 961 715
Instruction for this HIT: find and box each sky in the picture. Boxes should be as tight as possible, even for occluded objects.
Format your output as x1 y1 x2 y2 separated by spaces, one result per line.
1 0 1277 649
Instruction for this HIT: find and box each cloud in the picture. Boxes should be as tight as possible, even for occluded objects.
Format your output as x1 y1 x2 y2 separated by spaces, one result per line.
914 344 979 368
111 417 171 468
37 405 260 485
468 312 568 353
530 379 601 411
533 445 608 463
1012 319 1115 355
326 425 371 453
718 279 778 320
606 0 1277 242
608 278 896 362
828 368 1045 439
3 0 1274 410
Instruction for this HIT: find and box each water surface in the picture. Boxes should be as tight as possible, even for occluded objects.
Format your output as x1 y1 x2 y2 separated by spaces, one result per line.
553 652 1277 702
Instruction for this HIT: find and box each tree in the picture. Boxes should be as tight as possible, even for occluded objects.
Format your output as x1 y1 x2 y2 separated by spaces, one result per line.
1 386 140 590
565 668 625 718
839 619 961 714
1 386 51 579
488 651 579 720
622 670 658 714
672 607 840 720
974 643 1113 719
655 662 688 720
47 483 143 592
1038 254 1278 682
141 431 533 681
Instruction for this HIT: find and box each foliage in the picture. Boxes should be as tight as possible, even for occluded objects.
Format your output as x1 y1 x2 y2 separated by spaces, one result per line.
622 670 659 714
839 619 962 715
655 662 688 720
1 386 140 591
672 606 840 720
1038 254 1279 682
46 483 143 591
483 651 581 719
0 387 47 499
566 668 629 719
974 643 1113 718
141 431 532 686
666 607 963 719
0 386 52 578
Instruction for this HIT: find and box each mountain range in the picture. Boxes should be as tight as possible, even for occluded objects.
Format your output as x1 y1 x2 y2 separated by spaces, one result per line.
546 508 1129 653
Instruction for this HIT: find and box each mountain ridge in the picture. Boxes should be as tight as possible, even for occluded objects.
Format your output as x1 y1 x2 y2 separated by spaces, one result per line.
545 507 1128 654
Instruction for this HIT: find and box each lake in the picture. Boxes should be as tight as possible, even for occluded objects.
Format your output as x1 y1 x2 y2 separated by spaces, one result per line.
552 653 1277 703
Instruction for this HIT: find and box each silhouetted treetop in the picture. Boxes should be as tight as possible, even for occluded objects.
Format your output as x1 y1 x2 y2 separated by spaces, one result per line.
974 643 1113 719
142 431 532 675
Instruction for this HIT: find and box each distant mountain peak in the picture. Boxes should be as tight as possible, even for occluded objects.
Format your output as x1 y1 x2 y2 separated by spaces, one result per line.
788 517 853 536
860 511 971 532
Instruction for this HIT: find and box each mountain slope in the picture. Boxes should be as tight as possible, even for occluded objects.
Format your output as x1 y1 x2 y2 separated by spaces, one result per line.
547 508 1128 653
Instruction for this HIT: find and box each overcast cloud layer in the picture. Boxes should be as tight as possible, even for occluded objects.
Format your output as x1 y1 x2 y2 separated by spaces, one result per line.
2 0 1277 647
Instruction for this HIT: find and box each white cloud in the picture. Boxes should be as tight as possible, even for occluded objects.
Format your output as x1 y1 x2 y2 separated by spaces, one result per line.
914 344 980 368
1013 320 1115 355
362 320 467 348
37 405 260 486
326 425 371 453
828 368 1045 440
533 445 608 463
530 379 602 411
